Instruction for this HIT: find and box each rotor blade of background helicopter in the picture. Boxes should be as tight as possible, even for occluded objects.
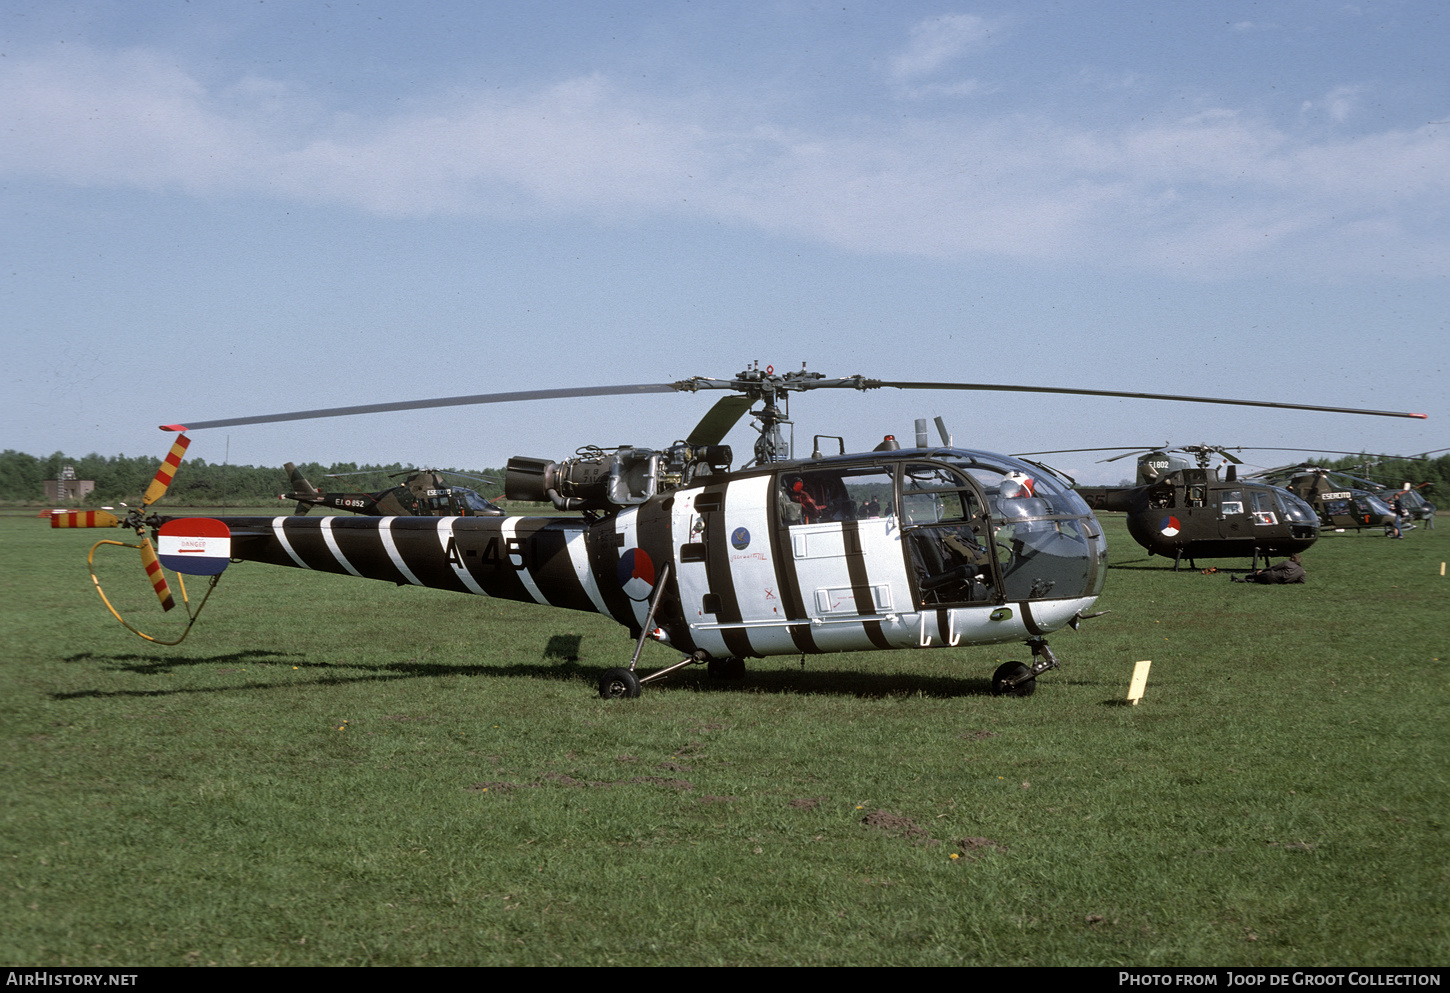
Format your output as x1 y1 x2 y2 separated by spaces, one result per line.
1228 447 1424 459
866 382 1427 419
687 395 756 446
1012 445 1171 456
162 384 681 431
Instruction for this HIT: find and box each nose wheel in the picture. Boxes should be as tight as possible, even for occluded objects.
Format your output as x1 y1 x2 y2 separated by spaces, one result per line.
991 639 1061 697
991 661 1036 697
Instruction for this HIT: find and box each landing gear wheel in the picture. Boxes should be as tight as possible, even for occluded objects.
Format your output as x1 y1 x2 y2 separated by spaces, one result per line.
599 667 642 699
991 661 1036 698
707 657 746 680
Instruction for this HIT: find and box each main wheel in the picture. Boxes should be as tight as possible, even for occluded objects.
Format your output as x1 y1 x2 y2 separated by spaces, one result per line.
991 661 1036 697
598 667 642 699
707 657 746 680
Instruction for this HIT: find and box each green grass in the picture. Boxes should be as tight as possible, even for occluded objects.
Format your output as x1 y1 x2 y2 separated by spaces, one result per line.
2 509 1446 966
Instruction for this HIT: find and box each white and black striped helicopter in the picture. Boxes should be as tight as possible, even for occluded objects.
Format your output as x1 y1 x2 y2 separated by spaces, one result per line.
53 365 1425 698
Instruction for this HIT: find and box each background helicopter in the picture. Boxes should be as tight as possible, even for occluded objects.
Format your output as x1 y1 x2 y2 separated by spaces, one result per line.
1314 453 1442 526
56 365 1426 698
1248 463 1411 532
1019 444 1323 570
280 463 503 517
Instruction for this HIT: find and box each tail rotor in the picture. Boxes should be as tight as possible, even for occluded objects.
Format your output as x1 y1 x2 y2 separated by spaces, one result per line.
51 434 224 641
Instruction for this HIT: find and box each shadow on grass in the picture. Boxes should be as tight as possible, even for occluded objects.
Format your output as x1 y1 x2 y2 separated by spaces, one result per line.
46 641 1091 701
64 649 307 674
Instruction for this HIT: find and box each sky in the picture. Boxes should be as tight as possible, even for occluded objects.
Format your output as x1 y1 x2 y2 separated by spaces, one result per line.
3 0 1446 485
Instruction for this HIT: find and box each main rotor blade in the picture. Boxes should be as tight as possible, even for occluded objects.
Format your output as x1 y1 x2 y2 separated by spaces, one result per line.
868 382 1427 419
163 384 680 431
687 395 755 446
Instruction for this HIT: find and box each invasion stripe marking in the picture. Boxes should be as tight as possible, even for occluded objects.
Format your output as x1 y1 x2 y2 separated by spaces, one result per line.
320 517 363 577
380 518 423 586
271 517 309 568
842 519 892 651
1020 601 1045 637
766 520 819 654
501 517 549 605
437 518 487 595
563 526 611 617
710 483 755 659
615 509 651 629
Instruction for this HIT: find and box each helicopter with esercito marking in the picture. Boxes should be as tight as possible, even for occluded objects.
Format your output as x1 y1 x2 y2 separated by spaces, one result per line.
52 364 1426 698
279 463 504 517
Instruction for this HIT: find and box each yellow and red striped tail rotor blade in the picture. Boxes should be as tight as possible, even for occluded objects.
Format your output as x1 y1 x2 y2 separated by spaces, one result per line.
139 537 177 612
143 434 191 507
51 510 120 529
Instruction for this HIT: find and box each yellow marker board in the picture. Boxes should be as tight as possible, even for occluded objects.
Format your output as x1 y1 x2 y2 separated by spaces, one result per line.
1127 660 1152 705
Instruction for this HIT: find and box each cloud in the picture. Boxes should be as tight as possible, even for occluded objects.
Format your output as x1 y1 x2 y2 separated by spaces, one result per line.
887 14 995 84
4 43 1449 278
1300 84 1363 124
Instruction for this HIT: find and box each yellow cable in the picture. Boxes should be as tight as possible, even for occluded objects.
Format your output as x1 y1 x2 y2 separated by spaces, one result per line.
87 539 220 646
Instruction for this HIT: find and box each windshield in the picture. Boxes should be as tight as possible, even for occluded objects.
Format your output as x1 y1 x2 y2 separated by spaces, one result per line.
937 451 1105 600
1361 493 1394 517
1273 489 1319 525
453 488 497 512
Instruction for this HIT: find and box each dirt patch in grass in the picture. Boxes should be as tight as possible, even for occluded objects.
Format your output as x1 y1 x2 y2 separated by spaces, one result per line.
789 797 826 809
470 772 694 792
955 836 1008 857
629 775 693 790
467 781 528 793
959 729 998 741
860 810 939 847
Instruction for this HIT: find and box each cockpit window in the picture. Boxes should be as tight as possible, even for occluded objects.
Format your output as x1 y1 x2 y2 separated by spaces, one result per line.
1273 489 1318 525
455 488 496 513
901 464 980 524
779 465 892 526
1362 493 1394 517
928 453 1105 600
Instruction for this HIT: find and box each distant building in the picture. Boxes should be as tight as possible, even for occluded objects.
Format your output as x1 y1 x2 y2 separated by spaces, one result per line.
45 465 95 503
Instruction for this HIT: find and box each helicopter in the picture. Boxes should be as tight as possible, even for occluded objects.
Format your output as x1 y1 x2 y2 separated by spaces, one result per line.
1324 455 1442 526
1020 445 1323 570
279 463 503 517
53 365 1426 698
1246 464 1401 532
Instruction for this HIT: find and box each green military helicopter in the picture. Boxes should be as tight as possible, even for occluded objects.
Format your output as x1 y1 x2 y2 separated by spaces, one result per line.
1017 445 1322 570
280 464 503 517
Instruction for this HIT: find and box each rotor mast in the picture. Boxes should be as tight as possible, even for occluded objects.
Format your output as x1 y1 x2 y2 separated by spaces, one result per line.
670 362 876 466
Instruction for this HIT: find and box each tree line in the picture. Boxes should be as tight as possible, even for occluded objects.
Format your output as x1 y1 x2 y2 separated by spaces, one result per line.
1314 452 1450 507
2 446 1444 510
0 449 505 506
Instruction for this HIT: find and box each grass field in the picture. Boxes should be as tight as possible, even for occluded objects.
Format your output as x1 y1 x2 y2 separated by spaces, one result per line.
2 507 1446 966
